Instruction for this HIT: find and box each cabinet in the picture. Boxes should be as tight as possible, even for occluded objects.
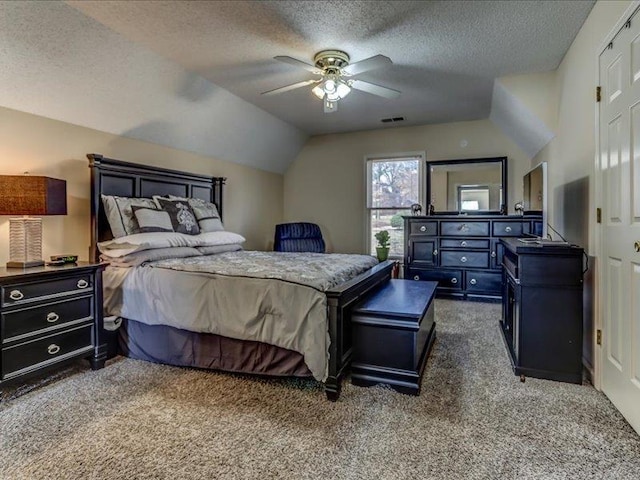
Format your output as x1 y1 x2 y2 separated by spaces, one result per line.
404 215 542 300
499 238 584 383
0 263 106 385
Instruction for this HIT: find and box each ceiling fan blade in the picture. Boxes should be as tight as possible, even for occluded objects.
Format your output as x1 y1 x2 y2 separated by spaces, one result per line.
324 100 338 114
342 54 392 76
261 79 318 96
351 80 401 99
274 55 320 73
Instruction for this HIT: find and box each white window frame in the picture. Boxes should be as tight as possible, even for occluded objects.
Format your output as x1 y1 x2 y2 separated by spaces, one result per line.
364 151 426 258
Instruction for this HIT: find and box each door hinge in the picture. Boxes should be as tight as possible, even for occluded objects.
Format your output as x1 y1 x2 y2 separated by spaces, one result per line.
596 207 602 224
597 329 602 346
596 86 601 103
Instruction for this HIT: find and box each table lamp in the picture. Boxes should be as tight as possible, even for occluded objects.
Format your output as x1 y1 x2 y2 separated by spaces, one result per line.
0 174 67 268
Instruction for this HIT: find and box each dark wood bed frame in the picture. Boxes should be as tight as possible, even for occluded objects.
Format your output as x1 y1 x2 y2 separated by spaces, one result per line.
87 154 393 401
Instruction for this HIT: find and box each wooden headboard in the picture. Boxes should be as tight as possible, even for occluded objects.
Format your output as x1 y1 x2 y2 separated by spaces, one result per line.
87 154 226 262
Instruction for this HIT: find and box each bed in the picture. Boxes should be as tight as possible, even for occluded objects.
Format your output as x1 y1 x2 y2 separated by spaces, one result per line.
88 154 393 401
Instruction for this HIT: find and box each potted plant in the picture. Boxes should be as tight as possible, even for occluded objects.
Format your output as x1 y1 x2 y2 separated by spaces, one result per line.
374 230 391 262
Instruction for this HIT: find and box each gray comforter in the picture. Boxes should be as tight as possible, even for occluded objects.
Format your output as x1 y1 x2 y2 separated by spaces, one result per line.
103 251 378 381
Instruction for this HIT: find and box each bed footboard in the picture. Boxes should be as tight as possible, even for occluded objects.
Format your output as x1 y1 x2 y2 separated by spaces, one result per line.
324 260 394 401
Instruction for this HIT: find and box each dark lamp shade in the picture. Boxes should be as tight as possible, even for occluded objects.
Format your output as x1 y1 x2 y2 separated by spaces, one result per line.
0 176 67 215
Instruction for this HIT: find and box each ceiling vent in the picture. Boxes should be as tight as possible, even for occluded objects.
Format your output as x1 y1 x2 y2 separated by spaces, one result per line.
381 116 405 123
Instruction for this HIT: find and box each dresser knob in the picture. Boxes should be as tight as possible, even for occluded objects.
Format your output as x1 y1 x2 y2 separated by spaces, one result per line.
491 251 497 258
413 275 420 281
77 279 89 289
9 289 24 300
47 344 61 355
46 312 60 323
461 256 468 263
420 225 426 232
461 241 467 247
451 278 458 284
505 226 512 233
433 249 438 256
470 278 477 285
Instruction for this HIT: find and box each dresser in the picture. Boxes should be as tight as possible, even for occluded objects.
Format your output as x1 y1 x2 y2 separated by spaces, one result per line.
403 215 542 300
0 263 106 385
500 238 584 383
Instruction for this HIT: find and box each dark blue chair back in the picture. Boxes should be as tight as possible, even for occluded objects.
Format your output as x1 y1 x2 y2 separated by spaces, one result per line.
274 222 326 253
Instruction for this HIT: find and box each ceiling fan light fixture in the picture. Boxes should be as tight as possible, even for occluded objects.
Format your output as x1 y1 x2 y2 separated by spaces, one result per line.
336 81 351 98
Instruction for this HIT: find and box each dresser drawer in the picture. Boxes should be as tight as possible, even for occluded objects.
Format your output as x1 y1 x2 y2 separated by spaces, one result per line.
493 221 524 237
440 251 489 268
407 268 462 290
465 271 502 294
440 238 490 249
441 221 489 237
2 274 93 306
2 325 93 380
2 295 93 343
409 221 438 236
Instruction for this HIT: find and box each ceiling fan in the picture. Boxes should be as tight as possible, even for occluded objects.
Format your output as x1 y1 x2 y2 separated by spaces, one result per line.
262 50 401 113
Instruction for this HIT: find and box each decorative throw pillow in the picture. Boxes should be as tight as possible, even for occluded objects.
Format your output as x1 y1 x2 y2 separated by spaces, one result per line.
101 195 157 238
154 198 201 235
163 195 224 232
131 206 174 233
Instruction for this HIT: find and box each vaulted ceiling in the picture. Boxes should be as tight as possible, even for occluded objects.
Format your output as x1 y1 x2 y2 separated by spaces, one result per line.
0 1 595 173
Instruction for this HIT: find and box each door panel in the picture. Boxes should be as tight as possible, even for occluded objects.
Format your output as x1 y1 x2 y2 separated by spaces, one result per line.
599 12 640 434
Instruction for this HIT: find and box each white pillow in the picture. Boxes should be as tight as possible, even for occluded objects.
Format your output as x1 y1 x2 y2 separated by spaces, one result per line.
101 195 157 238
98 231 246 257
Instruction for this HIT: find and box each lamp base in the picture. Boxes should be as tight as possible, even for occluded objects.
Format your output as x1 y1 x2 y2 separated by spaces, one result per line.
7 259 45 269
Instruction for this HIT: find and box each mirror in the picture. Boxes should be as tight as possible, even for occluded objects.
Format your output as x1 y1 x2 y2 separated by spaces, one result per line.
426 157 507 214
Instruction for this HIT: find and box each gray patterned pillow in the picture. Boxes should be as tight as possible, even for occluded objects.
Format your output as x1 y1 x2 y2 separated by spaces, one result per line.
101 195 157 238
154 198 200 235
161 195 224 232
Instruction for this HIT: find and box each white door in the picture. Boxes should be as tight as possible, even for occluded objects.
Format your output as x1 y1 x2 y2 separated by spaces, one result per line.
598 10 640 435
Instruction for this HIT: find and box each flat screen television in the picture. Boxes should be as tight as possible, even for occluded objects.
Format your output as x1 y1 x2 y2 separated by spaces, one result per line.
523 161 547 239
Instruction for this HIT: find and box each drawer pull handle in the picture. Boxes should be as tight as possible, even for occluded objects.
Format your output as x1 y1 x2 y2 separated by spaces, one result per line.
47 344 61 355
77 279 89 289
459 224 469 231
470 279 477 285
414 275 420 281
451 278 458 284
505 226 512 233
461 256 468 263
491 251 497 258
461 241 467 247
46 312 60 323
9 290 24 300
420 225 426 232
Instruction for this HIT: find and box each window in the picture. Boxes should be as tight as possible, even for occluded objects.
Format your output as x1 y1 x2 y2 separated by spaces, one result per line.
366 154 424 257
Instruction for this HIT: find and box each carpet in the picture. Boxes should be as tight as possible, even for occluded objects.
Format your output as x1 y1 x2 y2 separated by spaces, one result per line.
1 300 639 480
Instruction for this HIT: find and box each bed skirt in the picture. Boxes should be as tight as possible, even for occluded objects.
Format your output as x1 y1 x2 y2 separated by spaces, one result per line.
118 319 312 378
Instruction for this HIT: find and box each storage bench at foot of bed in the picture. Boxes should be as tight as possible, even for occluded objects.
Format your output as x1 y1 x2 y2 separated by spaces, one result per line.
351 279 437 395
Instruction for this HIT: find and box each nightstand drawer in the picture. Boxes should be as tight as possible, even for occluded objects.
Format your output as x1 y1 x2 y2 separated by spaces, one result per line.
441 221 490 237
2 325 93 380
441 251 489 268
493 221 524 237
2 274 92 306
2 295 93 343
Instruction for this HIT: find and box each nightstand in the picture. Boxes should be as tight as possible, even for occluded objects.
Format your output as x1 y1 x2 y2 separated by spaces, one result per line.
0 262 106 386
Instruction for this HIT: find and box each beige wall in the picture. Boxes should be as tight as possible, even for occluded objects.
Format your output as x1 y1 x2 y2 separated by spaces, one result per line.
0 106 283 264
284 119 529 254
531 0 632 251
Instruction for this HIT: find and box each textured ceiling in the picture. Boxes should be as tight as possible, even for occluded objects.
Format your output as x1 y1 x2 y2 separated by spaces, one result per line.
68 0 595 136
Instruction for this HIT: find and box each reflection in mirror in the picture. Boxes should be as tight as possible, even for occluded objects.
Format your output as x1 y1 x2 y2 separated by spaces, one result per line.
427 157 507 214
